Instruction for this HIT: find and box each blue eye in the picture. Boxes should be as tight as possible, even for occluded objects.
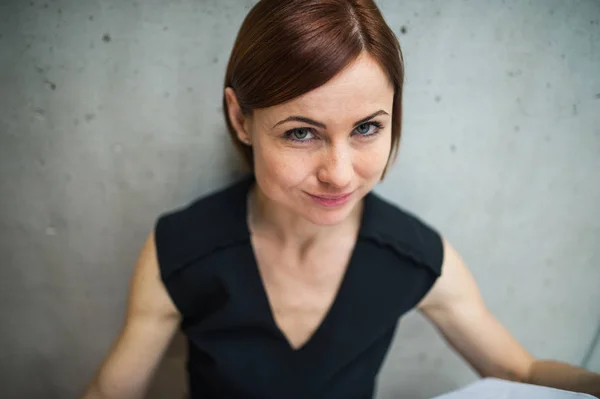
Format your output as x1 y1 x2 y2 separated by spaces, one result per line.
356 124 371 134
354 122 383 136
283 121 384 144
284 128 316 143
292 128 313 140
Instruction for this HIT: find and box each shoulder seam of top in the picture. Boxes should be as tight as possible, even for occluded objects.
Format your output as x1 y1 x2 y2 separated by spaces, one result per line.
161 235 251 282
361 191 442 277
155 175 253 282
359 234 440 277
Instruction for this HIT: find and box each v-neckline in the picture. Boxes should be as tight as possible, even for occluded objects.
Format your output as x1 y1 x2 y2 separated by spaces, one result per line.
240 176 370 353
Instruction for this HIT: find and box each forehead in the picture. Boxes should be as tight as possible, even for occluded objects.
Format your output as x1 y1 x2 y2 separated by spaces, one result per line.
255 54 394 127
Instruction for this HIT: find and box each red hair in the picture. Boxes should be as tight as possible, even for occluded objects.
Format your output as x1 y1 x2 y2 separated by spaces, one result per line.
223 0 404 180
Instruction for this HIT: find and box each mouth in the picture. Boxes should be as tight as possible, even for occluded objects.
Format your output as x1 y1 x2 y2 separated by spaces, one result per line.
305 190 354 207
308 192 353 200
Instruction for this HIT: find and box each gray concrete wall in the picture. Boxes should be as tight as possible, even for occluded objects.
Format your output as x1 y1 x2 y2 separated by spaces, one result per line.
0 1 598 398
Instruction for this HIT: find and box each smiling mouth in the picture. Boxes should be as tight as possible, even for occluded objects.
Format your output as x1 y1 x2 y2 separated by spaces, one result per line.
308 192 353 200
304 190 355 208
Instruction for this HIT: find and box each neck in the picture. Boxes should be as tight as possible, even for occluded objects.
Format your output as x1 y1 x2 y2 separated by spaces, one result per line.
247 183 363 251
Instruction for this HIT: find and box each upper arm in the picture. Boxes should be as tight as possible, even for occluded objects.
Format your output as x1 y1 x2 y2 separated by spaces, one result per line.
83 231 181 399
417 238 535 381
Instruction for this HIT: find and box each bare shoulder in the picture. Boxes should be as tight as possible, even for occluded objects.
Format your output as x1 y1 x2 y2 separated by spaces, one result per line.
82 232 182 398
417 238 481 312
127 231 181 320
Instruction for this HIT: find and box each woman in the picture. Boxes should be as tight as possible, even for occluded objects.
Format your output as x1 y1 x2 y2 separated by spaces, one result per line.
83 1 600 398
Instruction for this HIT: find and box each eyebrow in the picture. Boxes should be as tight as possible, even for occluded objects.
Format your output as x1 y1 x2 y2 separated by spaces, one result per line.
272 110 389 129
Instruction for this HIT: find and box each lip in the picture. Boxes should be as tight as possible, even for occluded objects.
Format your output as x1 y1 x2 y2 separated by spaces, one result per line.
306 191 354 207
309 192 353 200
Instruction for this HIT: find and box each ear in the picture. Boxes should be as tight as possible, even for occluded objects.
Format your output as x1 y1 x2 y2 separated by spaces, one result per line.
224 87 252 146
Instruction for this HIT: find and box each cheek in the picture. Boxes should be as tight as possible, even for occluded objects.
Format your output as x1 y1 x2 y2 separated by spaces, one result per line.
355 136 392 177
253 140 313 188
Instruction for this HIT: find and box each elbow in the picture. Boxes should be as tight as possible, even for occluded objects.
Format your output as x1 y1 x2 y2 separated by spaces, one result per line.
477 360 536 384
81 377 130 399
81 382 106 399
520 357 541 384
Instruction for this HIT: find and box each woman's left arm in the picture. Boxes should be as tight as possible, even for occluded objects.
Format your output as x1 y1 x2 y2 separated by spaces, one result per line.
417 238 600 396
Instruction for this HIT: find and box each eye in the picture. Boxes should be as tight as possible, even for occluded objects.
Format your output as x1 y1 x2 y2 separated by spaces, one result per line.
353 121 383 137
284 128 316 143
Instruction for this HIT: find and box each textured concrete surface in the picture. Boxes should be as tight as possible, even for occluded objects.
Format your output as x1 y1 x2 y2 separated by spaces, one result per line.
0 1 599 398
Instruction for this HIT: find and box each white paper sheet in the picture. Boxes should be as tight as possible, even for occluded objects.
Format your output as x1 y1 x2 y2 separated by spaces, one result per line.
432 378 598 399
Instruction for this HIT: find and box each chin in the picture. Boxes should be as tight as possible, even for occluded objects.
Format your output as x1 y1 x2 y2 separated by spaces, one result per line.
305 212 346 226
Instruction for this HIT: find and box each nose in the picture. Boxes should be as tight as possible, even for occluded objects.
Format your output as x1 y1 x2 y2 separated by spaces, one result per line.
316 143 353 189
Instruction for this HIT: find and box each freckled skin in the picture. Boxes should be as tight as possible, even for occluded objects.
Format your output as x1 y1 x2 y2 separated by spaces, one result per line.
230 54 395 227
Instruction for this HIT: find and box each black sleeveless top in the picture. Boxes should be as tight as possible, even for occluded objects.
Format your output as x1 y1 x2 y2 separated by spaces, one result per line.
155 174 444 399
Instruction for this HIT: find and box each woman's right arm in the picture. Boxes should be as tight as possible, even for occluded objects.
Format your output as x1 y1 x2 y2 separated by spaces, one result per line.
82 231 181 399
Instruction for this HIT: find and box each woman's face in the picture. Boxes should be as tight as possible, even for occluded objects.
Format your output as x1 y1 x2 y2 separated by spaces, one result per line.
232 53 394 226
